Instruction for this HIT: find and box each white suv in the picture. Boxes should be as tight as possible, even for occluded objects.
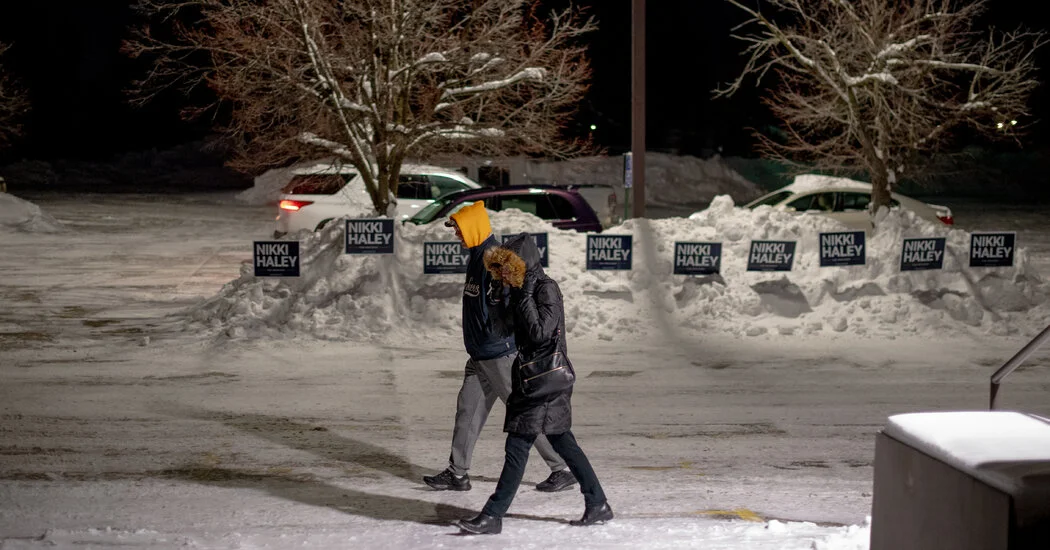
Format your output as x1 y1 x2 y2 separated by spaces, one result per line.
274 163 481 236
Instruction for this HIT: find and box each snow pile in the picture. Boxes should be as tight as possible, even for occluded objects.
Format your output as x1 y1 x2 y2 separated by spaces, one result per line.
187 193 1049 343
524 152 764 207
788 174 871 192
0 192 64 233
236 165 299 206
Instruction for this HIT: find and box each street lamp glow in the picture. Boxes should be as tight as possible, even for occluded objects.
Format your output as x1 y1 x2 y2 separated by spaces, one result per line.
997 122 1005 129
1011 120 1018 125
589 124 597 131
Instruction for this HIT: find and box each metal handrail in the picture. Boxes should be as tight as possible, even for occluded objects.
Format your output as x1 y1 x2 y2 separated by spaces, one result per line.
990 322 1050 410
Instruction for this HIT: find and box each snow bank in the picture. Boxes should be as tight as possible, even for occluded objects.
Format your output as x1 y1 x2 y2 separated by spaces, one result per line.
187 194 1050 344
0 192 64 233
235 165 298 206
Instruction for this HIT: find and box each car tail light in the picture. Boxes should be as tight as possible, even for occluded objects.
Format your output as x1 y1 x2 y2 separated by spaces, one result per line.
279 200 313 211
938 213 954 225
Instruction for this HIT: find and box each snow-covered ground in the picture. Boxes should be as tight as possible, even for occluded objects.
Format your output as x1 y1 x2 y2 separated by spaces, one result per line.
1 189 1049 549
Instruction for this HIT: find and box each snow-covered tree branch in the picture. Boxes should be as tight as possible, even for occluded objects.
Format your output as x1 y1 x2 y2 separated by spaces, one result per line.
719 0 1045 215
125 0 596 215
0 42 30 150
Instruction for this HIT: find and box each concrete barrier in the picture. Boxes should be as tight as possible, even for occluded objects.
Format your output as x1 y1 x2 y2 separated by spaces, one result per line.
870 412 1050 550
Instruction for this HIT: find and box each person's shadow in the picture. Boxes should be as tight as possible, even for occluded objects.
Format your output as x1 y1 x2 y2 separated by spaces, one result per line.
157 404 563 526
160 465 480 525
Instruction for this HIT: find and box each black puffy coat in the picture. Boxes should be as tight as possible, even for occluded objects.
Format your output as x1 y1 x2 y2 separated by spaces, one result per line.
490 233 573 435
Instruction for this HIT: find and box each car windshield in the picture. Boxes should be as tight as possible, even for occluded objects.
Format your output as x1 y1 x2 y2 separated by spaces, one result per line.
746 190 793 209
407 196 456 224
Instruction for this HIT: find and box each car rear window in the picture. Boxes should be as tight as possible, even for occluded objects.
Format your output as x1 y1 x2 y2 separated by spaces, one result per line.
282 174 353 195
500 193 578 220
429 175 472 197
841 192 899 210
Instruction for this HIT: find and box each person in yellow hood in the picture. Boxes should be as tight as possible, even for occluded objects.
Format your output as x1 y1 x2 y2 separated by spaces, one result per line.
423 201 578 494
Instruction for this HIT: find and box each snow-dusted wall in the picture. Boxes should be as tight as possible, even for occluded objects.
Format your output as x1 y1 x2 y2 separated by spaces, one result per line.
524 153 764 207
235 153 765 207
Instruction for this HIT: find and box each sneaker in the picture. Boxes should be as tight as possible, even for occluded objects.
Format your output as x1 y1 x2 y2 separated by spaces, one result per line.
535 469 578 492
423 468 471 491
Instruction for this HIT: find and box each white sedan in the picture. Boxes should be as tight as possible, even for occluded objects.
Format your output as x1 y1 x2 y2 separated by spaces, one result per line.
274 163 481 236
708 175 954 230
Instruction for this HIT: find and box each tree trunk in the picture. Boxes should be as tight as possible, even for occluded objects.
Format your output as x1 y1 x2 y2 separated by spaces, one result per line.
869 165 892 217
859 135 892 224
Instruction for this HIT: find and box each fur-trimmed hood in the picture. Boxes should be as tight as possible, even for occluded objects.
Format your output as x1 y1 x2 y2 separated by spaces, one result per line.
484 233 544 288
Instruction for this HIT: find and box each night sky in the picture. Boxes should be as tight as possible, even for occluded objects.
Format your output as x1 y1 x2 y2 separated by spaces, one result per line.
1 0 1048 162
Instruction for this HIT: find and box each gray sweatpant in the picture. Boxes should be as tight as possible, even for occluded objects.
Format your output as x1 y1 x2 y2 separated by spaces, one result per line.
448 353 567 476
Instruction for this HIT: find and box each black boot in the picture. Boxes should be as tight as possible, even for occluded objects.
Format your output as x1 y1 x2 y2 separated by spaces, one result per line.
455 513 502 534
570 502 614 526
423 468 471 491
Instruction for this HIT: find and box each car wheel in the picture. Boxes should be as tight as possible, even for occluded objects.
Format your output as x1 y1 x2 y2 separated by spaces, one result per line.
315 218 334 231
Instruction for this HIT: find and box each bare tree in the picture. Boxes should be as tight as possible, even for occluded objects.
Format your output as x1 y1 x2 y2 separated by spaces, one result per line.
719 0 1045 213
0 42 30 149
125 0 595 215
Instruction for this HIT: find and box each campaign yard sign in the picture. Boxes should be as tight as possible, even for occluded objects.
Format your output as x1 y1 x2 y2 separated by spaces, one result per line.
900 237 946 271
501 233 549 267
424 242 469 274
819 231 866 267
969 232 1015 268
345 219 394 254
587 235 632 270
253 241 300 277
673 242 721 275
747 240 796 272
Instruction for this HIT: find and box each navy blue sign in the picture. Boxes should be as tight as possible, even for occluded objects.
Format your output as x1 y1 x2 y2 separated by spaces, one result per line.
673 242 721 275
587 235 633 270
424 241 469 274
970 232 1015 268
502 233 549 268
345 219 394 254
900 237 946 271
623 152 633 189
819 231 866 267
253 241 300 277
747 240 796 272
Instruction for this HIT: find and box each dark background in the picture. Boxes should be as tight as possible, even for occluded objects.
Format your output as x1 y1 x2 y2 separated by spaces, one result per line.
1 0 1049 194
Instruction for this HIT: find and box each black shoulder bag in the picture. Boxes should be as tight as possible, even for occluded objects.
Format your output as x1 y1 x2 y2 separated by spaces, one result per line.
517 334 575 398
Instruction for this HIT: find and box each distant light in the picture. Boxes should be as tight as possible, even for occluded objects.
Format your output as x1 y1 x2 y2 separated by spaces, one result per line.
997 122 1004 129
589 124 597 131
1011 120 1018 125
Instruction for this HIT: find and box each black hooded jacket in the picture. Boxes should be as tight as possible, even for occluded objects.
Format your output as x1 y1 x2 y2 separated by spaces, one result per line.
494 233 573 435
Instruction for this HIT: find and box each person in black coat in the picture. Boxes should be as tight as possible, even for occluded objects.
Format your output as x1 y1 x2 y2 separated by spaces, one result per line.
454 233 613 535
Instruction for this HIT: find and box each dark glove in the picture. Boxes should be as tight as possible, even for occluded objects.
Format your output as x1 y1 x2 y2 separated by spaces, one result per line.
508 284 525 305
521 271 538 297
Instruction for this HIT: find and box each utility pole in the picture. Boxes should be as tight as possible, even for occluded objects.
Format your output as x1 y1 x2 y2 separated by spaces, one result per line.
631 0 646 218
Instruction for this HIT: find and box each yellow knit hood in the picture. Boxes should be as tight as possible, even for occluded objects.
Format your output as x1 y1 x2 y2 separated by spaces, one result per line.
449 201 491 248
